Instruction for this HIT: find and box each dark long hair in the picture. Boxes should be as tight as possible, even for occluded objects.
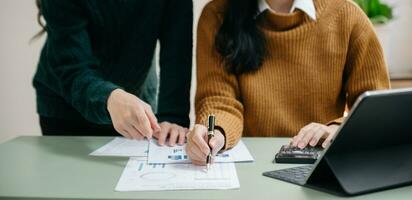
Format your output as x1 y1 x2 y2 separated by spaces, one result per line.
32 0 46 40
215 0 266 75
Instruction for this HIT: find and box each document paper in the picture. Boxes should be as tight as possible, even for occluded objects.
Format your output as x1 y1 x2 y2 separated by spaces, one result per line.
89 137 148 157
115 157 240 191
148 140 254 164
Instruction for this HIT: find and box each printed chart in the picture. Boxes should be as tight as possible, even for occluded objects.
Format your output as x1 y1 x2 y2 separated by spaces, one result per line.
115 157 240 191
147 140 254 164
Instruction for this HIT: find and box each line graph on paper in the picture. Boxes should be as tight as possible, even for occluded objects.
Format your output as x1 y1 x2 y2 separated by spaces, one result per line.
140 172 176 181
115 158 240 191
138 163 176 181
194 163 231 180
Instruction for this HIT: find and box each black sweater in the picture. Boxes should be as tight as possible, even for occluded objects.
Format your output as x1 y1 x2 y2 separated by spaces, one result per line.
33 0 193 127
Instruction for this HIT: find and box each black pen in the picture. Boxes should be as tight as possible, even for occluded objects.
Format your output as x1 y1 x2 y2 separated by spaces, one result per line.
206 114 215 171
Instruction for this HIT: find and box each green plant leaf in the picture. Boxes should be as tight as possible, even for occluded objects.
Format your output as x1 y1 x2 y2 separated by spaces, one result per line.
355 0 369 14
353 0 393 24
369 0 381 18
379 4 393 19
370 15 390 24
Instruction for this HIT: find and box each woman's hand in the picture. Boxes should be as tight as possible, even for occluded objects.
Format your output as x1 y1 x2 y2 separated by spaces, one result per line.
154 122 188 146
186 124 225 166
291 123 340 149
107 89 160 140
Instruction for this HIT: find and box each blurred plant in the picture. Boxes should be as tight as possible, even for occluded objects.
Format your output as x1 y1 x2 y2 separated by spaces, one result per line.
354 0 393 24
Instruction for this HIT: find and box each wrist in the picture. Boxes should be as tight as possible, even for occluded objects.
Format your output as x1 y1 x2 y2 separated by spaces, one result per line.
107 88 124 111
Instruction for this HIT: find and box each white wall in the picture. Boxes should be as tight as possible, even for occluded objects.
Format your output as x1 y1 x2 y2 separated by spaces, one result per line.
382 0 412 78
0 0 44 142
0 0 411 143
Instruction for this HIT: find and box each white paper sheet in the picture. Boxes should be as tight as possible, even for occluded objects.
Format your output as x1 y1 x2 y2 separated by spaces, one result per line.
115 157 240 191
89 137 148 157
147 140 254 164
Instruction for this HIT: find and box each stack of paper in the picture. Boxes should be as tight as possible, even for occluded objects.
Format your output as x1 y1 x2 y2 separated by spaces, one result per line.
90 137 254 191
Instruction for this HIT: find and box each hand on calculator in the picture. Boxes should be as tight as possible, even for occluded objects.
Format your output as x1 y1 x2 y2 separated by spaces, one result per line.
291 122 340 149
274 123 339 164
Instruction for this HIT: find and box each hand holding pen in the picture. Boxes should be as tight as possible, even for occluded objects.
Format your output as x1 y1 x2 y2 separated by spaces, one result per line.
185 115 225 167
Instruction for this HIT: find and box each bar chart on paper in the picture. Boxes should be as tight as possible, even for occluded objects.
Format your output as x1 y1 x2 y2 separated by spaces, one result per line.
147 140 254 164
115 158 240 191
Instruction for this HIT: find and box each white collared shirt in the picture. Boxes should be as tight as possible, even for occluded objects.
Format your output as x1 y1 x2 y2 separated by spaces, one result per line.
258 0 317 21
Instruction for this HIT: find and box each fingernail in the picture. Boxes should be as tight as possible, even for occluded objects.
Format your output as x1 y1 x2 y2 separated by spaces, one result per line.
298 142 305 149
310 140 316 146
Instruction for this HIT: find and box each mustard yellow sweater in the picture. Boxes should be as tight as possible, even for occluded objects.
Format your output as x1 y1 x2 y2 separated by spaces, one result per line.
195 0 390 149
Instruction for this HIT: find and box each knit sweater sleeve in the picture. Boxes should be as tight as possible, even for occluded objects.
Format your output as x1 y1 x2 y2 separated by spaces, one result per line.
195 4 244 150
329 5 390 125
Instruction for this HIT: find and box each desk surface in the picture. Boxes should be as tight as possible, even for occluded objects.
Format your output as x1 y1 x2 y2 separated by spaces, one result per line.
0 136 411 200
